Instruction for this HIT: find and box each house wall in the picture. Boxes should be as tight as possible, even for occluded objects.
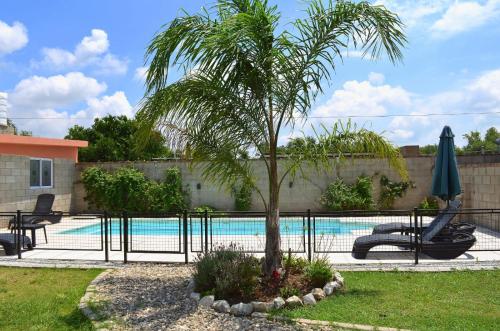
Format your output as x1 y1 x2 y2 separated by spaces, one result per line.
0 154 75 228
73 156 437 212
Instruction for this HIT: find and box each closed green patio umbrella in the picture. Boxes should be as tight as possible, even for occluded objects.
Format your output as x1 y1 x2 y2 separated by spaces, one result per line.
431 126 461 204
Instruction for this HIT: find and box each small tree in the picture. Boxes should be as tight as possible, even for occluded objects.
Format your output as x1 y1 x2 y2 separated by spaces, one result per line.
137 0 407 276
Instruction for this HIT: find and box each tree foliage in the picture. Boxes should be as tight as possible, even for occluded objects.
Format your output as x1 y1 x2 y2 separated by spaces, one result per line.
66 115 173 162
463 127 499 153
137 0 407 275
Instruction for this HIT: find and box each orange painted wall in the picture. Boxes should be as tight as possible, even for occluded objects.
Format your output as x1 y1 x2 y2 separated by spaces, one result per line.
0 135 87 162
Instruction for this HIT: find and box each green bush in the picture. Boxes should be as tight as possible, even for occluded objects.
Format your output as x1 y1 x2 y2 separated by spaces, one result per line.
378 175 411 209
304 258 333 288
193 245 260 301
280 286 301 298
419 196 439 210
232 180 253 211
81 166 187 212
320 176 373 210
283 255 308 274
193 205 217 214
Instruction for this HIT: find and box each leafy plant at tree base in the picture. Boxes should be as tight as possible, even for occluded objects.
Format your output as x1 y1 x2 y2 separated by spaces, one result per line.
81 166 187 212
280 286 301 299
320 176 374 211
379 175 411 209
283 255 308 275
137 0 407 276
304 257 333 288
193 245 260 302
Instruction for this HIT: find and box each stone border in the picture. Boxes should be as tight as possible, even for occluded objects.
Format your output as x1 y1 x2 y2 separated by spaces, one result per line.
79 269 120 330
270 316 412 331
190 271 345 317
0 257 123 269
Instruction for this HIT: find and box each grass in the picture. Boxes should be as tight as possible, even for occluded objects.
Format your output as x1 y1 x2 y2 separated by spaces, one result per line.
0 267 103 331
275 270 500 331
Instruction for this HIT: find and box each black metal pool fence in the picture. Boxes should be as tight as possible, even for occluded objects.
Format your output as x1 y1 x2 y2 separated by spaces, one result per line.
3 208 500 264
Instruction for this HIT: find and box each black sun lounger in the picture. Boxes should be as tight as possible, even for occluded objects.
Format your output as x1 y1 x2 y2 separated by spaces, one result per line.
352 200 477 259
8 194 63 247
371 200 474 235
352 233 476 259
0 233 33 256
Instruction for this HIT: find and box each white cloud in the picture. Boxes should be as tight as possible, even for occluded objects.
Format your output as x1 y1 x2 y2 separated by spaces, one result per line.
9 72 106 109
75 29 109 58
35 29 127 75
312 79 412 118
0 20 28 55
431 0 500 37
368 72 385 85
375 0 452 27
9 91 133 138
134 66 148 82
302 69 500 147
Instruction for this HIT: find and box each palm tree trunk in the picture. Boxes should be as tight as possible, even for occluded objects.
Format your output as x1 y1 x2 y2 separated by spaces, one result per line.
264 147 282 276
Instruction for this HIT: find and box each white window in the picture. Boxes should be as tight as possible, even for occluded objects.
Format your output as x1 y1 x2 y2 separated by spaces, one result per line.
30 158 53 188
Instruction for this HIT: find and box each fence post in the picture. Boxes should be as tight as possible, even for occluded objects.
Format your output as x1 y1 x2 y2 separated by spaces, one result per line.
104 211 109 262
183 210 189 264
413 207 419 265
123 211 128 264
307 209 312 262
16 210 22 259
204 209 209 253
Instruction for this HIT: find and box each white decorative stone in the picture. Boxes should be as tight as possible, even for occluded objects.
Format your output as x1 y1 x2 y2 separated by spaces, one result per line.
285 295 303 308
311 288 325 301
323 284 334 296
190 292 201 301
302 293 317 306
273 297 286 309
230 302 253 316
334 272 344 286
187 278 195 292
199 295 215 308
213 300 230 313
251 312 268 318
252 301 273 312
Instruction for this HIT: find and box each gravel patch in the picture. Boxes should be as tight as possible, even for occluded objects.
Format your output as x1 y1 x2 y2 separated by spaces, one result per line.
91 264 341 330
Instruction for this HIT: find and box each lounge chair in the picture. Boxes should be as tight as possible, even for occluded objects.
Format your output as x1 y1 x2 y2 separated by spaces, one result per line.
372 201 475 236
352 232 476 259
352 200 477 259
0 233 33 256
8 194 63 246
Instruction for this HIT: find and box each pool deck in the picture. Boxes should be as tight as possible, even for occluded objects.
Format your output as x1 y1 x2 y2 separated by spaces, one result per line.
1 215 500 265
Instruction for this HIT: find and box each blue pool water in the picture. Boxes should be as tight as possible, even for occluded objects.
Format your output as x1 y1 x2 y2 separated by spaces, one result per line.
60 218 375 236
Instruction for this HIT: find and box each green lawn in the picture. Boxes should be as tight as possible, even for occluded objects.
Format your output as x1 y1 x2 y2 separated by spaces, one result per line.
0 267 103 331
277 270 500 331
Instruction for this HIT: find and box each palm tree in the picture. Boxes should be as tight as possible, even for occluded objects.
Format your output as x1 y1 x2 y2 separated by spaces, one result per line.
137 0 407 276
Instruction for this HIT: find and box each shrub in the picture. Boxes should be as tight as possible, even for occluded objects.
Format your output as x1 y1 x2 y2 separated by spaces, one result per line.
419 196 439 210
320 176 373 210
378 175 411 209
193 205 217 214
280 286 301 298
193 245 260 301
304 257 333 288
283 255 308 274
81 166 187 212
232 180 253 211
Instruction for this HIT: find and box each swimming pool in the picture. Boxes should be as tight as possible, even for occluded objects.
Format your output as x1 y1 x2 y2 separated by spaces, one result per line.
60 217 375 236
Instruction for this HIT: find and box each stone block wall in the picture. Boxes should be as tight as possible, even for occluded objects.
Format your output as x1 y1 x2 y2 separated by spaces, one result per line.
73 156 436 212
0 154 75 228
459 163 500 231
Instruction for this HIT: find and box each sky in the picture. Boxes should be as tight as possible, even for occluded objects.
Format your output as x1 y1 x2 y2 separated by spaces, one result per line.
1 0 500 147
